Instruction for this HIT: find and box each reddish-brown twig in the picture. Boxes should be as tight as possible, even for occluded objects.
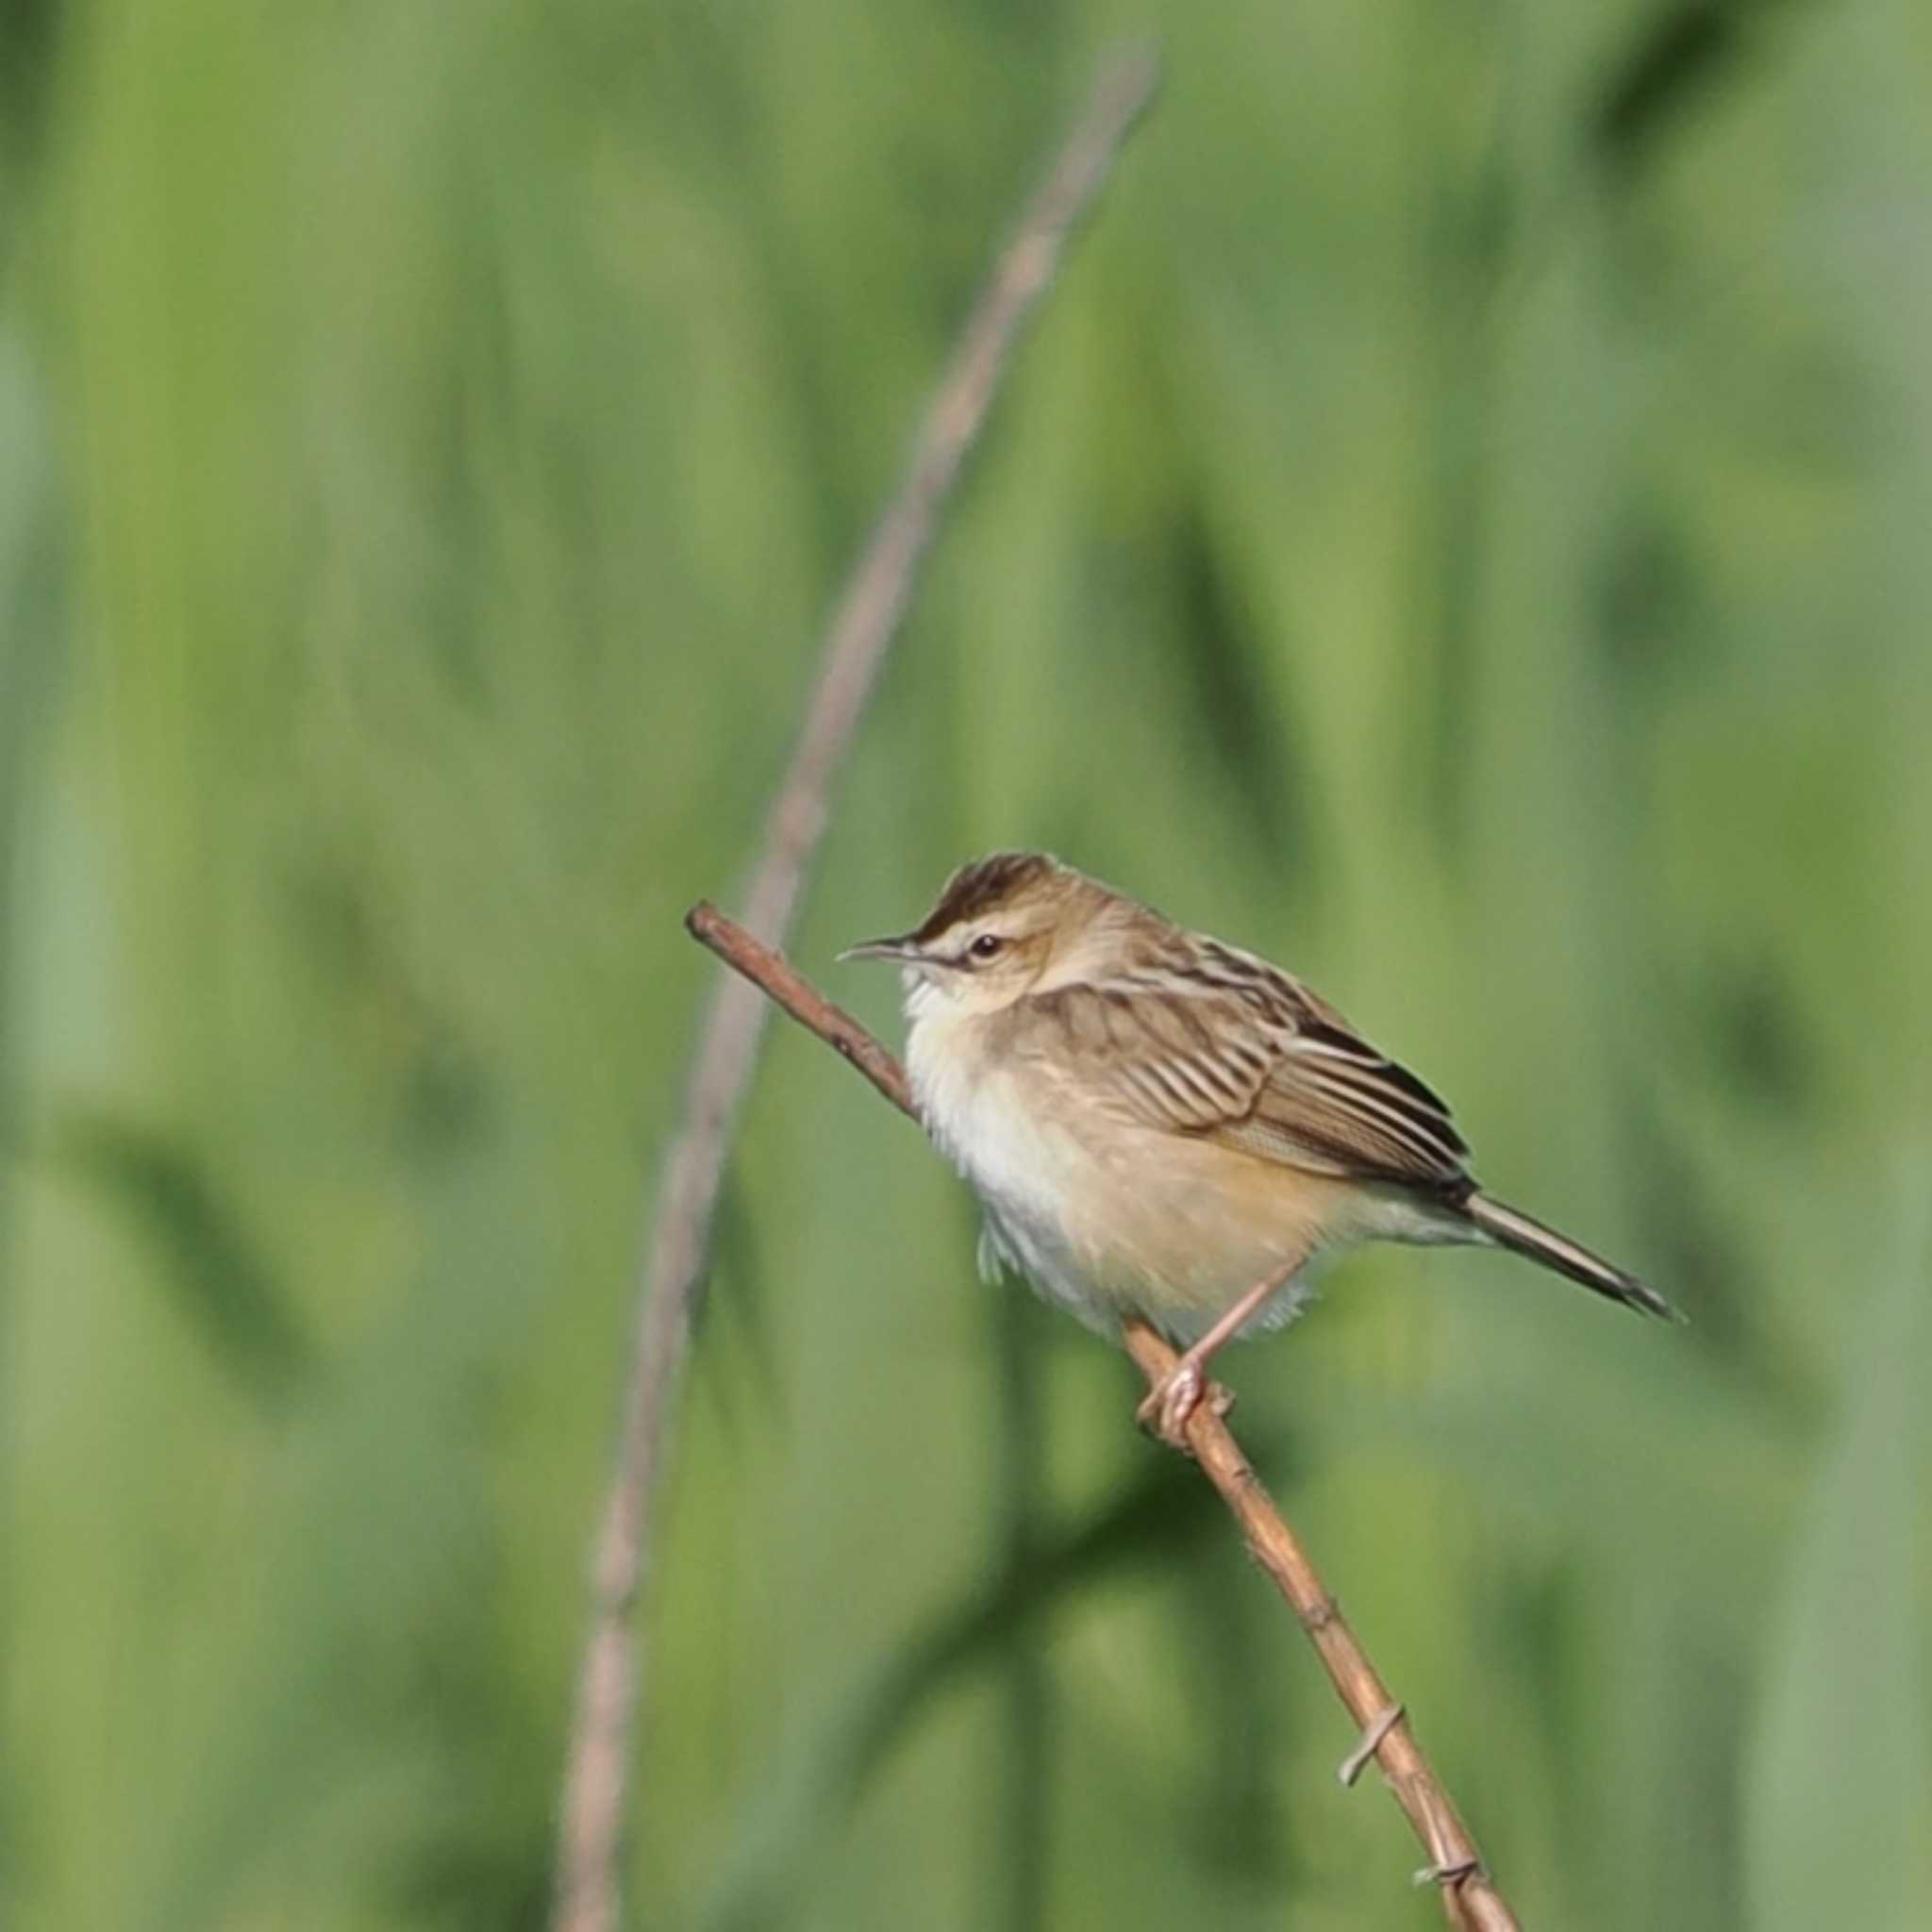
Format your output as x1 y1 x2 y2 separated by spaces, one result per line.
549 51 1159 1932
685 902 1524 1932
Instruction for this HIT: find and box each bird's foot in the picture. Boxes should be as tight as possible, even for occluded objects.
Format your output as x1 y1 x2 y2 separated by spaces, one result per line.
1135 1360 1235 1449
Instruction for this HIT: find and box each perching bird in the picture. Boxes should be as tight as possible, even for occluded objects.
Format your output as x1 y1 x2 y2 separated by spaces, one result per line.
844 852 1672 1441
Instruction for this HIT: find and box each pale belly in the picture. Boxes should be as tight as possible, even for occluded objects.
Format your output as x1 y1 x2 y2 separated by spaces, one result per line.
909 1034 1358 1343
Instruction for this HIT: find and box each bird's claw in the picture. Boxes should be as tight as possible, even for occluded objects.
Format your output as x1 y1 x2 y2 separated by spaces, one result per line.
1135 1361 1235 1448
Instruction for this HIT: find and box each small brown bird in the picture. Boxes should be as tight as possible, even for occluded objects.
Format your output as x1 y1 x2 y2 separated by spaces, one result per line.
845 852 1672 1441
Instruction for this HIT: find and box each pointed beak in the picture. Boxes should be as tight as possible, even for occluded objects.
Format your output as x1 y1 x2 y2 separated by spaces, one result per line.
839 933 922 964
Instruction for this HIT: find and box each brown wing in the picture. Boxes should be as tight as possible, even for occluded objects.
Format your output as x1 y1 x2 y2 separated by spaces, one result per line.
1218 1010 1469 1185
1009 941 1469 1191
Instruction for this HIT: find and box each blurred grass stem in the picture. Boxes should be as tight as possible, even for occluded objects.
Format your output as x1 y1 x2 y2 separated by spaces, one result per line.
550 50 1161 1932
686 903 1523 1932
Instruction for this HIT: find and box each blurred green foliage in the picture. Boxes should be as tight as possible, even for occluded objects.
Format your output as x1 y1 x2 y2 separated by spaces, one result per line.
3 1 1929 1928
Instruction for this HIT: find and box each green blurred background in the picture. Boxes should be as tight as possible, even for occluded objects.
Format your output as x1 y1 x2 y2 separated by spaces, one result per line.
4 2 1930 1927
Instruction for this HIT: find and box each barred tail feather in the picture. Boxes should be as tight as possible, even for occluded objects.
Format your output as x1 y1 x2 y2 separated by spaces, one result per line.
1462 1191 1676 1321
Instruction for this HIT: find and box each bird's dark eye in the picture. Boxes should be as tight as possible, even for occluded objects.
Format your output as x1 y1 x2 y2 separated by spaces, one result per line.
968 933 1004 961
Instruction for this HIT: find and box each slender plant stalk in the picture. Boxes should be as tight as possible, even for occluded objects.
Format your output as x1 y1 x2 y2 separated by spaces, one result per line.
684 902 1525 1932
549 51 1160 1932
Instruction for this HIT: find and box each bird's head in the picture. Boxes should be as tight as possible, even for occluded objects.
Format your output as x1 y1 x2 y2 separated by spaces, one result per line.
842 851 1098 1019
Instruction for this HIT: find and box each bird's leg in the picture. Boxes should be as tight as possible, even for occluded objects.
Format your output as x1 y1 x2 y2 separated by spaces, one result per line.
1135 1263 1299 1449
